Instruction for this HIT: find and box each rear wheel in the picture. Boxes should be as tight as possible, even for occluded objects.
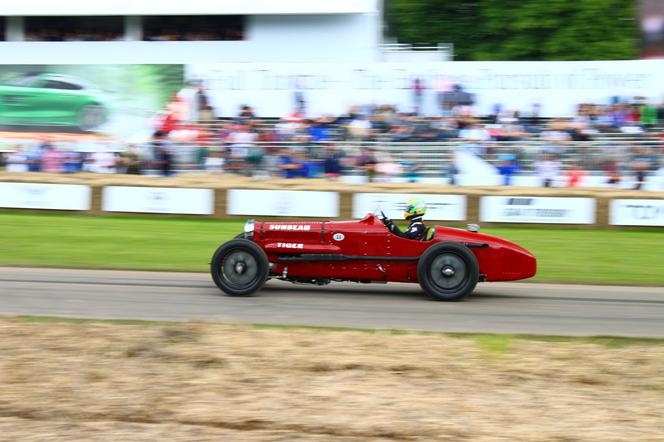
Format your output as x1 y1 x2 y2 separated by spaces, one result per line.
417 242 479 301
210 240 269 296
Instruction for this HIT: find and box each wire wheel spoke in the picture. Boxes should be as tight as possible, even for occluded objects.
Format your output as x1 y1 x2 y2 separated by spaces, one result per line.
221 250 258 287
430 253 466 290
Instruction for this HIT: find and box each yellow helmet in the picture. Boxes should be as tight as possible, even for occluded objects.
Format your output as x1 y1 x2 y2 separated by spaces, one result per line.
404 198 427 220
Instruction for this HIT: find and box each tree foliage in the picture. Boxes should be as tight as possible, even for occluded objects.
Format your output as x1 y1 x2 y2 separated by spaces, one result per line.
386 0 638 61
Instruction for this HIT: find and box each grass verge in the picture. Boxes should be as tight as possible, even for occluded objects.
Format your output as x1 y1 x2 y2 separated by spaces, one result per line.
9 315 664 347
1 211 663 285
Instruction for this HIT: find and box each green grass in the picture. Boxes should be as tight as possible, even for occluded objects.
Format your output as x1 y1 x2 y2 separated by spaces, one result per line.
1 212 663 285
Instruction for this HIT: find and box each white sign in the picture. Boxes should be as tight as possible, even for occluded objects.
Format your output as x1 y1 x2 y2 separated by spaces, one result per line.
480 196 596 224
102 186 214 214
227 189 339 217
187 59 664 117
353 193 466 221
610 199 664 226
0 182 90 210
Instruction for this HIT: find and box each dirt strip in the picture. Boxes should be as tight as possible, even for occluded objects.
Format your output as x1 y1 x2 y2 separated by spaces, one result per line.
0 319 662 441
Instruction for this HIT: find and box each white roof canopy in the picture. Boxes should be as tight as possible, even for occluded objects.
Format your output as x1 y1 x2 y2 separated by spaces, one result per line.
0 0 377 16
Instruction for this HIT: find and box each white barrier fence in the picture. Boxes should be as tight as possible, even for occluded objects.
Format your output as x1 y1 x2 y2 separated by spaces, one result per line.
102 186 214 215
610 199 664 227
1 182 664 227
480 196 596 225
227 189 339 217
0 182 90 211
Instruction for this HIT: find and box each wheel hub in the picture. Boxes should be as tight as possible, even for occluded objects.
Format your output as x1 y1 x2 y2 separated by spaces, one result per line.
234 262 247 274
441 265 455 277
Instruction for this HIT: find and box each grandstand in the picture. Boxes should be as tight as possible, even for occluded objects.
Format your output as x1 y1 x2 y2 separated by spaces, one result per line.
0 1 661 190
0 0 384 63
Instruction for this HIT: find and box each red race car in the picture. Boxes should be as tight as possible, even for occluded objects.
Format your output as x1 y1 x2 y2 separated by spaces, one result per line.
210 213 536 301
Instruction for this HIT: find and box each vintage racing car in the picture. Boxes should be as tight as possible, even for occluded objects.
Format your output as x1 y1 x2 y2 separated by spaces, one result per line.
210 213 536 301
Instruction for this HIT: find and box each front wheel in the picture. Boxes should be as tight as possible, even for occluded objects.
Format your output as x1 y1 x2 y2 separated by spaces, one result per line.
77 104 106 132
210 239 269 296
417 242 479 301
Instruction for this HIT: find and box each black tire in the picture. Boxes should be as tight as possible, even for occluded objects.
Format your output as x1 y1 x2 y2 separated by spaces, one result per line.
77 104 106 132
210 239 269 296
417 242 479 301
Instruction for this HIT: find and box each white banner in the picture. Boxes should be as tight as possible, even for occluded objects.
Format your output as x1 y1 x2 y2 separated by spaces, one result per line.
102 186 214 214
353 193 466 221
187 60 664 117
227 189 339 217
0 182 90 210
610 199 664 226
480 196 596 224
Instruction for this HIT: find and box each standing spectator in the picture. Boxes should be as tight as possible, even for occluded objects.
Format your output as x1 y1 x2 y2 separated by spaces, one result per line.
150 131 172 176
640 102 658 130
278 147 305 179
41 143 63 173
565 161 587 188
25 144 42 172
88 147 117 174
229 123 258 175
322 144 343 178
496 154 521 186
204 148 225 173
117 145 142 175
6 146 28 172
356 148 377 182
631 147 655 190
62 150 84 173
348 114 372 140
401 154 421 183
534 153 560 187
604 158 621 187
411 78 425 115
176 81 200 123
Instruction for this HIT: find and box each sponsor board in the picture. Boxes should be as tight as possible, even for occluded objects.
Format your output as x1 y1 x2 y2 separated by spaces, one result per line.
0 182 90 210
610 199 664 226
480 196 596 224
227 189 339 217
352 193 466 221
102 186 214 214
188 60 664 117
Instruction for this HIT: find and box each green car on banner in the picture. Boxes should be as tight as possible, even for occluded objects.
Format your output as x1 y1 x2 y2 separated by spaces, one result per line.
0 73 108 132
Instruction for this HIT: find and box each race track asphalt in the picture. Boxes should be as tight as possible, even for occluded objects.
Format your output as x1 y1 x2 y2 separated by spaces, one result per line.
1 266 664 337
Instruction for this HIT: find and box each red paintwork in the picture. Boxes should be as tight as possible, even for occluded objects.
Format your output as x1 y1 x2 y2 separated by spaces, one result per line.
252 213 536 284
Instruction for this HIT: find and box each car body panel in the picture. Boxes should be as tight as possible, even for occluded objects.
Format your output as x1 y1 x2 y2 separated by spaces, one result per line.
252 213 536 284
0 73 106 128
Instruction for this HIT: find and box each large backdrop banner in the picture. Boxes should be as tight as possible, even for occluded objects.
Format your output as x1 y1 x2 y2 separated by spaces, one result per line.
0 64 183 141
186 60 664 117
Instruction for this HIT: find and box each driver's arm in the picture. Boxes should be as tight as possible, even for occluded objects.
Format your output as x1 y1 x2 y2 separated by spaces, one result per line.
384 218 425 240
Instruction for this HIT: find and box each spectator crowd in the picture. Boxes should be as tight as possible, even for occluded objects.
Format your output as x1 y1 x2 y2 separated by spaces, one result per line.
1 88 664 189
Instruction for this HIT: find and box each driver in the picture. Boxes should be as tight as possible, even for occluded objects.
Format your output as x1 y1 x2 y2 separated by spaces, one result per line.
381 198 428 240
